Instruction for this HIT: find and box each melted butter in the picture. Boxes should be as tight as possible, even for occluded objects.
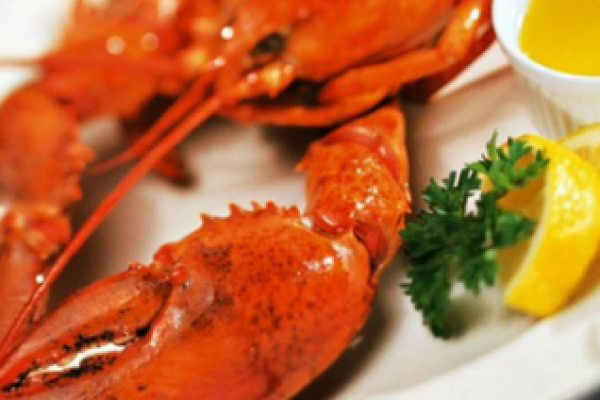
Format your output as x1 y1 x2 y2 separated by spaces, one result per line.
520 0 600 76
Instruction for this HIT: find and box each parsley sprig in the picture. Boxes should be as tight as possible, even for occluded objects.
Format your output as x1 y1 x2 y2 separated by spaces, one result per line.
401 134 548 339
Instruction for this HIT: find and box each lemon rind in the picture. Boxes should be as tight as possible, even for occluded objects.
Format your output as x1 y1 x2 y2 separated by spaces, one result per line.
503 135 600 316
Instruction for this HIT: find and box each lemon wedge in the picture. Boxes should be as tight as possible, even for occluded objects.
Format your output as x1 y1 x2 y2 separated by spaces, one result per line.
560 123 600 168
498 134 600 316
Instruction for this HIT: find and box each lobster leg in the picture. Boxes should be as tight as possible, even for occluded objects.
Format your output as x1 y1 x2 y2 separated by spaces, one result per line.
0 88 93 343
403 24 496 101
113 98 195 186
220 89 389 126
318 0 493 102
0 103 409 399
90 75 216 174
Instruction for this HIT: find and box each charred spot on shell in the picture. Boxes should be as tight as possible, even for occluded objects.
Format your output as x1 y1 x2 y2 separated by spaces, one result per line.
250 32 286 58
73 331 114 351
283 81 323 106
1 371 30 393
241 80 323 107
1 326 154 393
191 293 234 331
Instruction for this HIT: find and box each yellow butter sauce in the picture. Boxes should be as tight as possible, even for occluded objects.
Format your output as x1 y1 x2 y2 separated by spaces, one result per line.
520 0 600 76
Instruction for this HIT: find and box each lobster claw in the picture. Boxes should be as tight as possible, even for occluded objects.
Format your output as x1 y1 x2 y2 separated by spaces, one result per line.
0 204 374 399
0 266 177 396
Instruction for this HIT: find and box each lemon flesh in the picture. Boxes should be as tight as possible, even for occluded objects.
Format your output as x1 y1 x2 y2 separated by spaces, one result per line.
499 134 600 316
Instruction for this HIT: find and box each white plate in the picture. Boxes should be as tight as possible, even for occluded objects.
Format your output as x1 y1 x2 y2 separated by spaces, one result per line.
1 1 599 399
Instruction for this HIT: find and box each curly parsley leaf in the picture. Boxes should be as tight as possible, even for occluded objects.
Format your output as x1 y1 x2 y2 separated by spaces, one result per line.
401 133 549 339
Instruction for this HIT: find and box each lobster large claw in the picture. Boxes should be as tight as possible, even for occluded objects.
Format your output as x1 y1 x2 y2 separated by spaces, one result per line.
0 103 409 399
0 207 372 399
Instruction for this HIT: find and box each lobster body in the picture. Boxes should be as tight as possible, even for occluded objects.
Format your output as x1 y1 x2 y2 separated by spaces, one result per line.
0 105 409 398
30 0 491 126
188 0 456 80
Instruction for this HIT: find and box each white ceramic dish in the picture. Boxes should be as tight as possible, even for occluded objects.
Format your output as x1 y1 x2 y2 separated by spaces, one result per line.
1 1 600 399
493 0 600 139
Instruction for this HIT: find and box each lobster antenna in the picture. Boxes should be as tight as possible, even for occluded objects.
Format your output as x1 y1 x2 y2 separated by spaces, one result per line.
91 75 214 174
0 58 38 68
0 54 181 77
40 53 181 76
0 94 223 362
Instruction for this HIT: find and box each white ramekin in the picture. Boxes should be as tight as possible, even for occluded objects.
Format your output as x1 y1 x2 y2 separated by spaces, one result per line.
493 0 600 140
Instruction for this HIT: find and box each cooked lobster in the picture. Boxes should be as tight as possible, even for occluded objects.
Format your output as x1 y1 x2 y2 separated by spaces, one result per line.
0 0 492 397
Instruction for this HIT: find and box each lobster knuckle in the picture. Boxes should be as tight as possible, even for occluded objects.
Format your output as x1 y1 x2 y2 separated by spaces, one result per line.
302 104 410 266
